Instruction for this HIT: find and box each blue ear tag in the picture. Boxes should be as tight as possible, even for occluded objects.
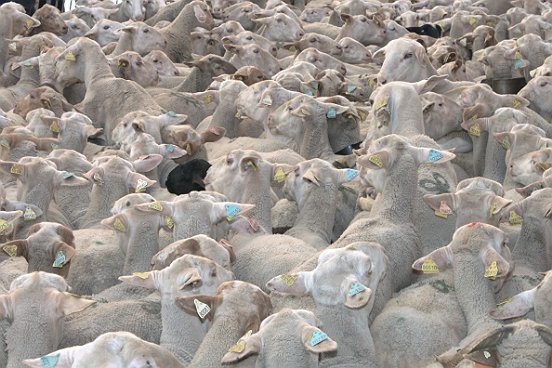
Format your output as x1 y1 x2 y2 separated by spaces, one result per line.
514 59 525 69
428 149 443 162
52 251 66 268
345 169 359 181
62 171 74 179
326 108 337 119
348 282 366 297
167 111 177 117
166 144 175 153
306 89 315 96
225 204 241 221
347 84 356 93
310 331 329 346
310 81 319 89
40 354 60 368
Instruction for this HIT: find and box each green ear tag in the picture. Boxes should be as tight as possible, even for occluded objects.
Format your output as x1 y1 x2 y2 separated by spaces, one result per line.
52 250 66 268
40 354 60 368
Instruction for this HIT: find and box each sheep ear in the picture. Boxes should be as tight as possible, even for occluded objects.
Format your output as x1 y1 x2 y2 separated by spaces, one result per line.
239 156 261 173
356 151 391 170
221 332 261 364
302 326 338 354
414 147 455 165
56 291 95 316
516 181 544 198
159 144 187 159
489 196 512 216
265 271 312 296
211 202 255 223
193 4 209 23
1 240 28 259
0 161 26 179
271 164 296 185
303 168 321 186
337 168 359 184
462 349 499 367
343 277 371 309
118 271 157 289
412 246 453 273
175 295 215 320
493 132 513 150
101 214 128 233
52 242 75 268
127 172 156 192
132 153 163 172
0 294 13 320
460 117 490 136
84 167 104 185
482 247 510 280
489 288 536 320
53 171 90 188
423 193 456 214
23 347 79 368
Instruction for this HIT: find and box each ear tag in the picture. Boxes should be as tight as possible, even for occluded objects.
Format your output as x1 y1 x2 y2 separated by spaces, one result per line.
261 96 272 106
512 99 522 109
165 144 175 153
148 201 163 211
310 81 319 90
368 79 377 90
310 331 329 346
488 203 496 217
23 60 33 68
235 110 241 118
26 19 34 29
49 120 60 133
514 59 525 69
496 297 512 306
62 171 75 179
135 179 148 193
469 18 476 26
501 138 510 150
514 51 522 60
133 272 149 279
0 139 10 149
64 51 76 62
165 216 174 229
225 204 241 221
484 261 498 280
2 244 17 257
508 211 523 225
326 108 337 119
40 354 60 368
537 162 552 171
374 99 387 110
428 149 443 163
348 282 366 297
468 123 481 137
228 330 252 353
347 84 357 93
280 273 299 286
113 217 126 232
477 52 485 62
204 94 213 104
247 161 258 171
24 207 36 220
273 167 287 183
434 210 448 219
288 45 297 52
422 258 440 274
368 154 384 168
167 111 177 117
194 298 211 319
306 89 315 96
52 250 66 268
10 164 22 175
8 42 17 52
346 169 359 181
483 351 491 359
543 22 552 30
50 143 59 150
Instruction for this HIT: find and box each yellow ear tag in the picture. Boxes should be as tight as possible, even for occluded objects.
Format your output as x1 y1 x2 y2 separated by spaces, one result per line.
0 219 8 235
8 42 17 52
50 121 60 133
135 178 148 193
537 162 552 171
469 18 477 26
247 161 258 171
489 203 496 217
165 216 174 229
26 19 34 29
512 99 522 109
228 330 252 353
374 99 387 110
514 51 522 60
468 123 481 137
133 272 149 279
235 111 241 118
288 45 297 52
2 244 17 257
368 154 384 168
24 207 36 221
501 138 510 150
368 79 377 90
434 210 448 218
204 94 213 104
65 51 76 62
194 298 211 319
421 258 440 274
509 211 523 225
10 164 22 175
273 167 287 183
496 297 512 306
280 274 299 286
113 217 126 232
148 201 163 211
484 261 498 280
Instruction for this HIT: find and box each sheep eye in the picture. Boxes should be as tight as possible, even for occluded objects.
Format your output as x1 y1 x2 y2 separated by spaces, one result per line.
540 82 548 87
245 36 252 40
143 28 149 33
103 25 109 29
404 52 413 59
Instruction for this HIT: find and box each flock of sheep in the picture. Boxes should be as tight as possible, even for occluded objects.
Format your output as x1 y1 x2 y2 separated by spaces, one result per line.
0 0 552 366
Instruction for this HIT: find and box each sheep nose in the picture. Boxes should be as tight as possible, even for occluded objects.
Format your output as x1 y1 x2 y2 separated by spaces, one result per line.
297 31 304 38
377 76 387 85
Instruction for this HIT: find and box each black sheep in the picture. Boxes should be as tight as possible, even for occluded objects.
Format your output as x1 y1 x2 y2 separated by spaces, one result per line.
165 159 211 195
406 24 442 39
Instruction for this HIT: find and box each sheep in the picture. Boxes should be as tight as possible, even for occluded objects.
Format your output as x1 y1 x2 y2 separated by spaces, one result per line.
221 308 337 367
119 254 234 363
24 331 185 368
110 22 167 57
175 280 272 368
29 4 68 36
0 271 95 368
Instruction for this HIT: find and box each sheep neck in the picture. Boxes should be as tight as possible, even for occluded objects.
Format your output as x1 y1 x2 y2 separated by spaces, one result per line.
188 312 248 368
290 182 338 244
373 154 417 224
80 48 114 89
23 180 53 213
389 87 425 136
512 217 549 271
452 249 502 335
237 170 273 232
123 213 160 274
160 300 206 364
111 32 134 56
15 44 41 89
300 108 335 160
83 176 129 227
316 304 376 366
